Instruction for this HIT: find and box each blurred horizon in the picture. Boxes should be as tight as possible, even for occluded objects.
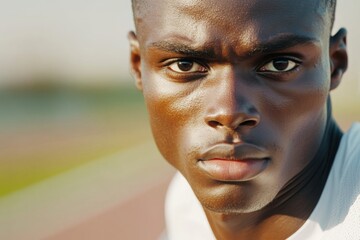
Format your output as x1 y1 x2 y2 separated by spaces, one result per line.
0 0 134 87
0 0 359 90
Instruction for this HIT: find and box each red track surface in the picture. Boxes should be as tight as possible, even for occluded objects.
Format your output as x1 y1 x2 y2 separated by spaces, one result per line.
48 175 173 240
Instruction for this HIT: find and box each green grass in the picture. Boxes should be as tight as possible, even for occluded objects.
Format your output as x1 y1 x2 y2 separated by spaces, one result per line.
0 84 155 196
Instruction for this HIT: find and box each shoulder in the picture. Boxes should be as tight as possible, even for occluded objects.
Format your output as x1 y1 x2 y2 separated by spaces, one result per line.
329 122 360 201
333 123 360 178
340 122 360 150
320 123 360 238
289 123 360 239
164 172 216 240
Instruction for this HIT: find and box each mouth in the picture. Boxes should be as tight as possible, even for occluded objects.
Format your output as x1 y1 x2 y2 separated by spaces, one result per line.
198 143 270 182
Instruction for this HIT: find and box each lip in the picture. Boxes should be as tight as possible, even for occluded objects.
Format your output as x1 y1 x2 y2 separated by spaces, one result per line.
198 143 270 182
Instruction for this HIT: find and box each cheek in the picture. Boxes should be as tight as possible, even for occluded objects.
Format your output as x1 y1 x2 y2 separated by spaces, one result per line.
141 71 203 168
262 66 331 177
264 63 330 127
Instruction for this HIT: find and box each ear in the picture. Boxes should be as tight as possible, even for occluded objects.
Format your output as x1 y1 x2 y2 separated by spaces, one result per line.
329 28 348 90
128 31 143 91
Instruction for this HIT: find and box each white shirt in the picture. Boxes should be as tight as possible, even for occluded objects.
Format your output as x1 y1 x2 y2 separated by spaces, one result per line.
165 123 360 240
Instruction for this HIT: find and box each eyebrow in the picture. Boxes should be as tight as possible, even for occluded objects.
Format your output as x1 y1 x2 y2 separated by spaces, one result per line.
248 34 319 56
148 34 319 59
149 41 217 59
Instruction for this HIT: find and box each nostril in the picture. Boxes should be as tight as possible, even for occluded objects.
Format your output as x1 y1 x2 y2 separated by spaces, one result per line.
207 119 258 129
239 119 257 127
208 120 223 128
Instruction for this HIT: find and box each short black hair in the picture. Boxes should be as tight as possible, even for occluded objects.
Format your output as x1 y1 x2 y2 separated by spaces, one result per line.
323 0 337 30
131 0 337 30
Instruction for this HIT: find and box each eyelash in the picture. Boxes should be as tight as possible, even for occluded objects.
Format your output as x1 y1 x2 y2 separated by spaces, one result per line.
169 60 207 72
162 56 302 81
162 59 209 81
256 57 301 74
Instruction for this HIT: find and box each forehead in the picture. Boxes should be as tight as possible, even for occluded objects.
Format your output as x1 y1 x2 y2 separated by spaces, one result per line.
136 0 329 50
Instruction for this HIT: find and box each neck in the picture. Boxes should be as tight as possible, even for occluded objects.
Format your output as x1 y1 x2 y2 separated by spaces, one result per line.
205 115 343 239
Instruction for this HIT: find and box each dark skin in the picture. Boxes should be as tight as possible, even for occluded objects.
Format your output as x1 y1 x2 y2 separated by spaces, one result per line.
129 0 348 239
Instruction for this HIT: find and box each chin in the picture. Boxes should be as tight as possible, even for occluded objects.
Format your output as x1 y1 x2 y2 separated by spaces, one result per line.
194 181 276 214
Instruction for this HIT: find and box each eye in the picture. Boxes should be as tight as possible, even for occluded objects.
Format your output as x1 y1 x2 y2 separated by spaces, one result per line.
168 60 208 73
259 58 298 73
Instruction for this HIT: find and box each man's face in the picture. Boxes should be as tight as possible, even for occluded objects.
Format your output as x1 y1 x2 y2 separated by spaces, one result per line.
131 0 335 213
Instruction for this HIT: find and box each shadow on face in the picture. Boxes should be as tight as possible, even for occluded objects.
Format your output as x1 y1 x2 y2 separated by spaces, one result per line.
129 0 347 214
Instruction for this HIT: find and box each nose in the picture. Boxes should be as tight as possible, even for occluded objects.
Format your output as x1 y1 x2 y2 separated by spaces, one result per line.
204 70 260 131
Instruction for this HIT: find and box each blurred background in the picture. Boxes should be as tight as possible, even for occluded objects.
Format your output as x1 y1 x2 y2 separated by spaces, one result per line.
0 0 359 239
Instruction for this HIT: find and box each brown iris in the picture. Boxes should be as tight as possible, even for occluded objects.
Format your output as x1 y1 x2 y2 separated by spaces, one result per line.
272 59 290 71
177 61 194 71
